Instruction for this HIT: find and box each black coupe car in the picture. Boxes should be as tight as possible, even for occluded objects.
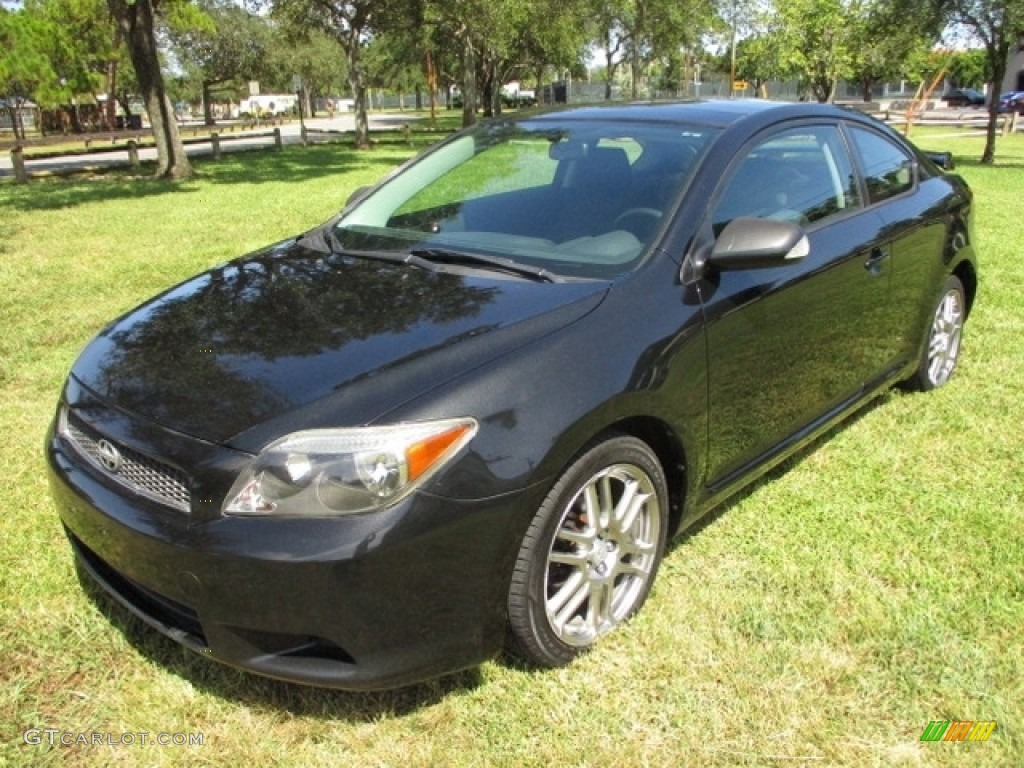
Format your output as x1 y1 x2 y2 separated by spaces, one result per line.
941 88 987 108
47 100 978 690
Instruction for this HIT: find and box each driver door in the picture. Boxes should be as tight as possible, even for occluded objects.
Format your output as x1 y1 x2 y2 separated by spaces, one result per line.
699 123 897 489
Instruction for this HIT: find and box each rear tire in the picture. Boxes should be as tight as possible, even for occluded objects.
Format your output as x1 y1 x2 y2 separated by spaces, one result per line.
506 435 668 667
907 275 966 391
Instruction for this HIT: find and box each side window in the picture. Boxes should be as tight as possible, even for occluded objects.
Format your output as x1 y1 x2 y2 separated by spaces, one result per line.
849 127 914 203
712 125 860 233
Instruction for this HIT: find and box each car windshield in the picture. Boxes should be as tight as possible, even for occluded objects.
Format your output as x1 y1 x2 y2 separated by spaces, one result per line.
333 118 718 279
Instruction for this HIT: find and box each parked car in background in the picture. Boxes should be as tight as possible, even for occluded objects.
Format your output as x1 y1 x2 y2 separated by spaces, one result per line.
997 91 1024 114
942 88 987 108
47 100 978 691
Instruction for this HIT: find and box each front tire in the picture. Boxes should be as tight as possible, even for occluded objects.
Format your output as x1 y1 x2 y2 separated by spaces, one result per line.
506 435 668 668
908 275 966 391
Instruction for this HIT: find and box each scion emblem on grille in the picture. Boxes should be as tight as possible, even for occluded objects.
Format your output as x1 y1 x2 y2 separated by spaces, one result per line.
96 439 123 474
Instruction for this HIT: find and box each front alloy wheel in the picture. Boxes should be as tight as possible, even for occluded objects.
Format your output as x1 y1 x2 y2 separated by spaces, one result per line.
507 435 668 667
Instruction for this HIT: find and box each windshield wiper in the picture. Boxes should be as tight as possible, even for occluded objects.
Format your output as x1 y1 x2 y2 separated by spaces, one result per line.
325 232 561 282
408 247 562 283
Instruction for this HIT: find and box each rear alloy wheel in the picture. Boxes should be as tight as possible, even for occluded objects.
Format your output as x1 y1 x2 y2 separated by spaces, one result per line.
507 435 668 667
910 275 966 391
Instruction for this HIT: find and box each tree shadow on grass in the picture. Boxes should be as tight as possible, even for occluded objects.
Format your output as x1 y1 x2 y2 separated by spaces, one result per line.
949 155 1024 171
196 145 412 188
0 171 202 213
76 566 484 720
0 139 433 214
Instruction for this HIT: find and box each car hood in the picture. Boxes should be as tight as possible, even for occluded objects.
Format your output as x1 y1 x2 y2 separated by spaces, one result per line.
70 237 609 447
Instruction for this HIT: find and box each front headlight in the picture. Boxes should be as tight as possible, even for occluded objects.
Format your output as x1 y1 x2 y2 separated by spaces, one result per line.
223 418 478 516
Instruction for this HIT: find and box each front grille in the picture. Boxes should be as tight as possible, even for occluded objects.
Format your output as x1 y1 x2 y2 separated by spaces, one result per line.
61 408 191 512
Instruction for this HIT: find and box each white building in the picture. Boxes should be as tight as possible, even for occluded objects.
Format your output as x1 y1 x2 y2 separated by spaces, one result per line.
237 94 298 117
1005 39 1024 93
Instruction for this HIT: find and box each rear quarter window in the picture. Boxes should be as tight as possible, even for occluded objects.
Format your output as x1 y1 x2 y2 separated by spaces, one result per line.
849 127 914 204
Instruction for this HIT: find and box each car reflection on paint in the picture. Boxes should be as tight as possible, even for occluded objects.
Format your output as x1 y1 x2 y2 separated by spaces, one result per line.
47 100 978 690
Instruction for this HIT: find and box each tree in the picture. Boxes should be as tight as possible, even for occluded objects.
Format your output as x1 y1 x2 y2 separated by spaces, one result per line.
735 32 786 97
168 0 273 125
276 29 348 117
364 29 428 111
106 0 193 178
421 0 528 125
640 0 715 97
0 6 57 141
272 0 385 148
589 0 714 101
944 47 989 87
944 0 1024 163
846 1 941 102
31 0 129 131
769 0 857 102
517 0 591 96
592 0 631 99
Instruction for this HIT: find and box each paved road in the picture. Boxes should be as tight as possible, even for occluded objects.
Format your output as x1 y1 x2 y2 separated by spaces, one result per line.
0 112 422 179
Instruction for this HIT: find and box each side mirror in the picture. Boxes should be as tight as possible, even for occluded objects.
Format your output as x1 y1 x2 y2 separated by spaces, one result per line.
708 217 809 271
924 151 955 170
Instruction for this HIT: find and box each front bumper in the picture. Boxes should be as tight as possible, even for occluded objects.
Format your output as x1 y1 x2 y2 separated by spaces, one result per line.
46 411 540 691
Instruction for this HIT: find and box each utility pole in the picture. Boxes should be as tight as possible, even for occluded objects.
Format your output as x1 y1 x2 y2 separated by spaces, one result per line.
729 0 737 99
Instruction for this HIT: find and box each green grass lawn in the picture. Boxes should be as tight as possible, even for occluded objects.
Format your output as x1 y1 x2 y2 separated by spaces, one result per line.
1 131 1021 767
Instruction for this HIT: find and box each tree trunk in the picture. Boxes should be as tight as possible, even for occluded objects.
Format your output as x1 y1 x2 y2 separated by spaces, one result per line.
982 102 997 164
461 42 477 128
69 105 84 133
343 28 370 149
480 58 496 118
425 50 438 123
202 81 216 126
603 32 617 101
108 0 191 178
118 95 134 122
980 43 1009 165
630 50 640 100
811 68 832 103
491 60 501 117
6 104 23 143
105 59 119 130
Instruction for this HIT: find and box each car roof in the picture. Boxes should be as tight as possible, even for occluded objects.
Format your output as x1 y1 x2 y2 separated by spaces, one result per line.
527 99 861 129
